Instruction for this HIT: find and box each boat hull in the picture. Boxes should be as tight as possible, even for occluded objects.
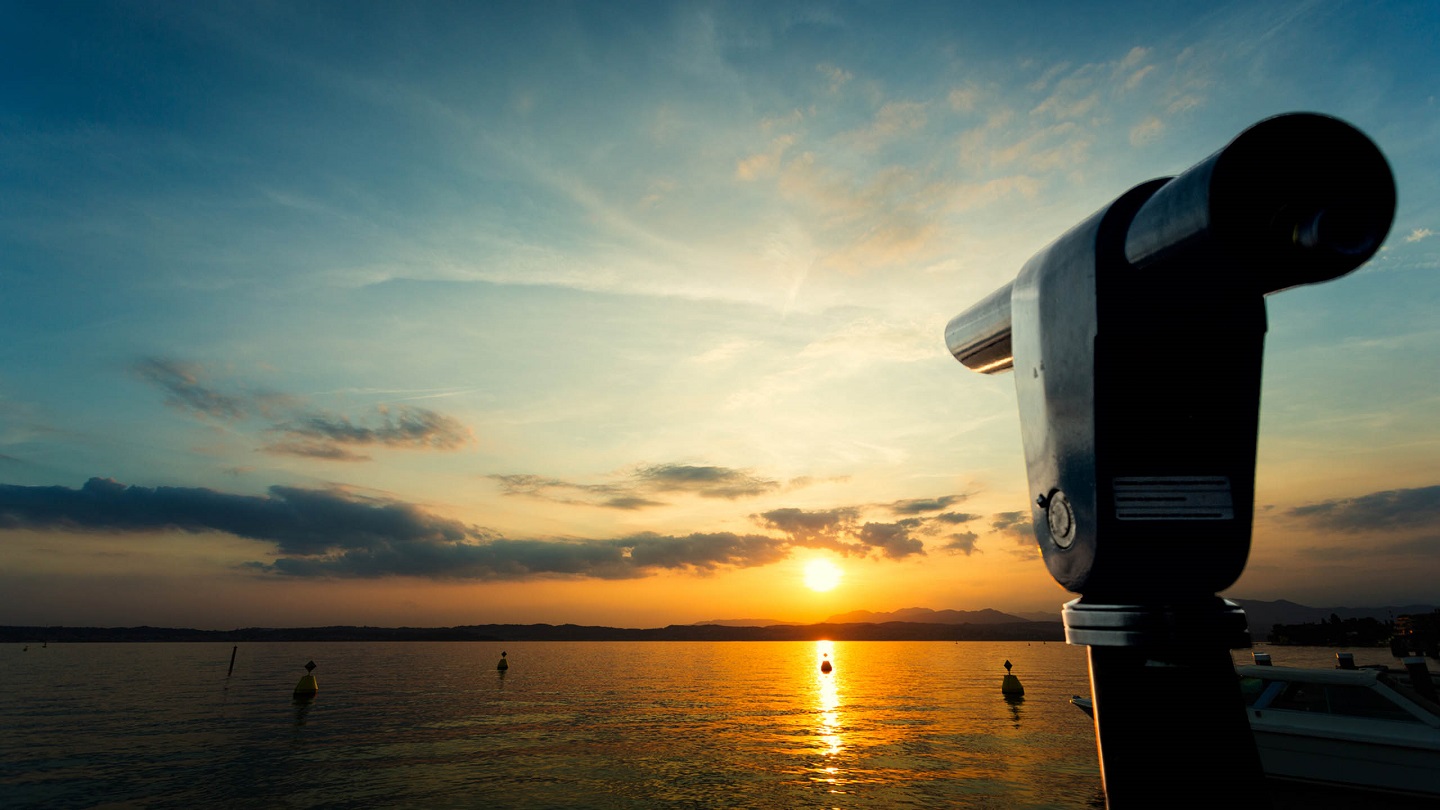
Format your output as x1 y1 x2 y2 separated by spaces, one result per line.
1251 723 1440 797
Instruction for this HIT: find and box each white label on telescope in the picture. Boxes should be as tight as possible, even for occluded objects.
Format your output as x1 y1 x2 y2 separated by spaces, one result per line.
1113 476 1233 520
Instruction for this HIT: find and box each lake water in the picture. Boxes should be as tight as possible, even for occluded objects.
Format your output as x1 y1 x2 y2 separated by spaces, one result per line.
0 640 1410 808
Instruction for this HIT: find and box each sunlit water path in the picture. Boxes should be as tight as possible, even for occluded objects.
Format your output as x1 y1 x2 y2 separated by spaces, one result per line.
1 640 1391 808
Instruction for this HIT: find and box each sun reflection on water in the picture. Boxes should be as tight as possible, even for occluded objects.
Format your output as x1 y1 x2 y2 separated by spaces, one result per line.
0 640 1107 807
813 640 845 791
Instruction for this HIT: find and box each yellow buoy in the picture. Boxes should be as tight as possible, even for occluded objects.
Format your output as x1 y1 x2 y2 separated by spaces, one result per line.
293 660 318 699
497 651 509 671
1001 659 1024 697
820 653 832 673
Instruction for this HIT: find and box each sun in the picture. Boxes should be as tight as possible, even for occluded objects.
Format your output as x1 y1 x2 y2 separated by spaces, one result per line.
803 558 844 592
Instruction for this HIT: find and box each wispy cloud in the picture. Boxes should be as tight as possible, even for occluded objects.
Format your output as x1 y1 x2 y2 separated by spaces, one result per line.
816 62 852 93
1287 485 1440 533
135 357 472 461
1030 44 1163 122
842 101 929 152
1027 62 1072 93
947 84 981 113
262 441 372 462
1129 116 1164 146
263 406 472 460
736 134 798 181
1030 69 1101 121
956 41 1220 187
491 463 780 509
1405 228 1434 243
635 464 779 499
796 316 938 364
1306 535 1440 560
134 359 248 420
754 146 954 276
885 495 967 515
488 473 626 502
734 44 1219 289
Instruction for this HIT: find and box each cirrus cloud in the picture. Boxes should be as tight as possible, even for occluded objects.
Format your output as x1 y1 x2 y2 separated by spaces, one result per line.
490 463 781 509
134 357 473 461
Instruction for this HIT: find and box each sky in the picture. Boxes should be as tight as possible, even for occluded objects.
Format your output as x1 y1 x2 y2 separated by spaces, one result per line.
2 1 1438 630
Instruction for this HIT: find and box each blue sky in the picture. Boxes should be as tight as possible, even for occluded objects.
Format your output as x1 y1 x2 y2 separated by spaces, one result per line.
2 1 1437 628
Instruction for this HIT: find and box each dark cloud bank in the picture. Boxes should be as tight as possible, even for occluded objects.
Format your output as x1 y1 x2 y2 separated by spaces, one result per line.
0 478 787 580
9 472 1433 576
0 479 1021 579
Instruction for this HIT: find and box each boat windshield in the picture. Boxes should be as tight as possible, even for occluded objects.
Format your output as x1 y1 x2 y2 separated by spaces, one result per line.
1259 680 1422 722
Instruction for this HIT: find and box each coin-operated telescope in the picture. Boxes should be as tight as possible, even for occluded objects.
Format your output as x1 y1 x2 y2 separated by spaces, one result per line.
945 113 1394 807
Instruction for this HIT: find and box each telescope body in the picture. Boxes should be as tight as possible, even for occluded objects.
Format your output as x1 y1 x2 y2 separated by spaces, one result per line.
945 113 1394 600
946 112 1395 809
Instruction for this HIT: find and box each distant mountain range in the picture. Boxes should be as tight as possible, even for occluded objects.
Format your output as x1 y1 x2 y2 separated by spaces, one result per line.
823 607 1030 625
1231 598 1438 642
694 617 798 627
695 607 1034 627
1 621 1062 644
3 599 1432 644
698 600 1438 643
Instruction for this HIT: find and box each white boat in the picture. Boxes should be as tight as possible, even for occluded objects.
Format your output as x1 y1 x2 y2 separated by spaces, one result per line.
1238 664 1440 797
1070 664 1440 798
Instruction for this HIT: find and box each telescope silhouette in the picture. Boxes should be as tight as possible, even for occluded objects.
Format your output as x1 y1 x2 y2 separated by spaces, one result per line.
944 113 1395 807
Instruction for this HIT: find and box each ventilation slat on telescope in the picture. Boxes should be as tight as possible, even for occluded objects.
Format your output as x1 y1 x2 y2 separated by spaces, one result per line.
1113 476 1234 520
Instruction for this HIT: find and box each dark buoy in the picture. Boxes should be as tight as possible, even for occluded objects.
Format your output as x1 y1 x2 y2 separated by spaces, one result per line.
1001 659 1024 697
497 651 509 671
293 660 318 699
820 653 833 673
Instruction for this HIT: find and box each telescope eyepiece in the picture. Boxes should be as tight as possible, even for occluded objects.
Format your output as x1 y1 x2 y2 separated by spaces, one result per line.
1292 202 1388 260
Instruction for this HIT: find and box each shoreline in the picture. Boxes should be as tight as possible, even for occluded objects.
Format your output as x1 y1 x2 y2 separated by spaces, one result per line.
2 620 1065 644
